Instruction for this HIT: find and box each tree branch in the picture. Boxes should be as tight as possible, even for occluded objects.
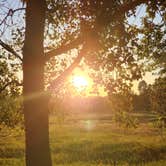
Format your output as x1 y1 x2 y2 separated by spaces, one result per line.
0 80 23 93
44 0 148 62
0 8 25 26
48 46 86 90
13 8 26 13
44 36 83 62
0 39 23 61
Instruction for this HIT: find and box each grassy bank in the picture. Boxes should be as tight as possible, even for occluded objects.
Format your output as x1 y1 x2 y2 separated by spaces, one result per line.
0 112 166 166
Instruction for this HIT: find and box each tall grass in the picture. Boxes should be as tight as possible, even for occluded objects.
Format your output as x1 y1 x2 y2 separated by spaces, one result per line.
0 112 166 166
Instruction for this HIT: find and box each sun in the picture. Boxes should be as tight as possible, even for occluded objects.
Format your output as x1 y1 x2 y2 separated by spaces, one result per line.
72 75 88 89
69 68 93 94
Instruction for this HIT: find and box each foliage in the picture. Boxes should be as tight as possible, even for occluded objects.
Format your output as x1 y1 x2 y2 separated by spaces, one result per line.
0 58 23 128
149 77 166 117
153 115 166 130
132 80 151 112
108 92 138 128
109 92 133 113
0 95 23 128
0 0 165 98
138 80 148 94
136 10 166 76
114 111 138 129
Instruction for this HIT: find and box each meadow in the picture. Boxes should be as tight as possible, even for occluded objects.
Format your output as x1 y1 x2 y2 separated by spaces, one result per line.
0 112 166 166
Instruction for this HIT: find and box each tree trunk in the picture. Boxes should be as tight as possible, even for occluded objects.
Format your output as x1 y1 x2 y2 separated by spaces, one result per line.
23 0 52 166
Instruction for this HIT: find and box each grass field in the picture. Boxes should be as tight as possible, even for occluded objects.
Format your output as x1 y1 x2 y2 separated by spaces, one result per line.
0 112 166 166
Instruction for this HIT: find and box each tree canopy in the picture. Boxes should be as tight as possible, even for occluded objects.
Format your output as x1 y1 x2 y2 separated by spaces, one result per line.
0 0 165 95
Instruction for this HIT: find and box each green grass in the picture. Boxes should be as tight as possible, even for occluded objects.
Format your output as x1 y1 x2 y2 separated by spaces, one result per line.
0 112 166 166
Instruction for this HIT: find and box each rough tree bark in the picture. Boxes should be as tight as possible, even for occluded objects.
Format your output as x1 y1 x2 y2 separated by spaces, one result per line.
23 0 52 166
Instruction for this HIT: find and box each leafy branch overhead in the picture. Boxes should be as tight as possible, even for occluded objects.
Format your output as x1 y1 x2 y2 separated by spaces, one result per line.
0 0 165 93
0 39 23 61
0 80 22 93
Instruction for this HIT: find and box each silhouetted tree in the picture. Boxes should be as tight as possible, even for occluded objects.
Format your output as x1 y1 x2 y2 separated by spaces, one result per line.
138 80 148 95
149 77 166 117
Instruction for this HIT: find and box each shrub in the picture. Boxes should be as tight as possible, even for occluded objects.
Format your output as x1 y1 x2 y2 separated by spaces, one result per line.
114 111 138 129
0 95 23 128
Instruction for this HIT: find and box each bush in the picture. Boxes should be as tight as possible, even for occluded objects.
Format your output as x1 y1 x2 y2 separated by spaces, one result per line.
0 95 23 128
149 77 166 116
114 111 138 129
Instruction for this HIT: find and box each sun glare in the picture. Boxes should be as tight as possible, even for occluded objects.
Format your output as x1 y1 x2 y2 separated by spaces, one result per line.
69 68 106 96
72 75 88 89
